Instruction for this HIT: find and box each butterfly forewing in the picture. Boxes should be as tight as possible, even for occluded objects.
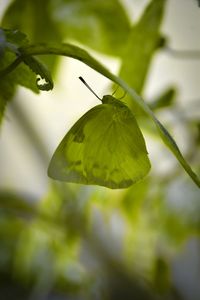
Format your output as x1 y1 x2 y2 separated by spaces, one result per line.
48 105 107 183
48 96 151 189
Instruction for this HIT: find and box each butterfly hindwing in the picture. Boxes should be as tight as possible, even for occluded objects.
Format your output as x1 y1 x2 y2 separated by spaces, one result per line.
48 96 151 189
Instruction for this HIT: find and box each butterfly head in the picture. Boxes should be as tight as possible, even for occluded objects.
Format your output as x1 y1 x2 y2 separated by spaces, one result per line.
102 95 127 111
102 95 117 104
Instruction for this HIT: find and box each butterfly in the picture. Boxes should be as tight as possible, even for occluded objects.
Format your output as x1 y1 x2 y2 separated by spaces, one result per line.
48 77 151 189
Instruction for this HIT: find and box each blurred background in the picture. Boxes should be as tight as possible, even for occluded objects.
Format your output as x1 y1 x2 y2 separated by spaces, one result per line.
0 0 200 299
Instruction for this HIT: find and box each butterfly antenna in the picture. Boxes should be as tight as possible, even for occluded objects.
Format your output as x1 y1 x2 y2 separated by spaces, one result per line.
79 76 101 101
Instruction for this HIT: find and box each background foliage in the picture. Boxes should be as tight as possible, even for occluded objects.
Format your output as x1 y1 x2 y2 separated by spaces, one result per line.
0 0 200 299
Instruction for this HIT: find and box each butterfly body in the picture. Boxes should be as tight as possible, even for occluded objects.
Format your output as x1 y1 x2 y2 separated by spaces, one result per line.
48 95 150 189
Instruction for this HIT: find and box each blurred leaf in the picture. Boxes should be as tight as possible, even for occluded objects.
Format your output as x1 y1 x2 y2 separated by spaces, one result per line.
40 183 90 240
3 27 29 50
152 257 171 294
0 50 16 124
121 178 149 219
119 0 166 113
0 189 86 295
0 50 39 123
51 0 131 56
104 266 155 300
150 87 176 111
163 180 200 245
0 76 15 124
0 33 14 123
0 214 25 272
123 182 163 276
0 29 6 57
0 191 37 218
0 273 31 300
2 0 61 70
2 0 60 43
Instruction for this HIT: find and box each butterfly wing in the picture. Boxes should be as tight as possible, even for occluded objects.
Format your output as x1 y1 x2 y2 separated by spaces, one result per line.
83 100 150 188
48 99 150 189
48 104 110 184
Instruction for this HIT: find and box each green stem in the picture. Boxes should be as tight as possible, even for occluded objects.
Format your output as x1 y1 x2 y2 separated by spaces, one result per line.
0 56 21 77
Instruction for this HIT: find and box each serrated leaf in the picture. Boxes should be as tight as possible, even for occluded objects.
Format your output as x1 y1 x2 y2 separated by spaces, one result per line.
0 28 41 93
13 61 39 93
0 30 53 91
0 51 39 123
119 0 166 113
21 55 53 91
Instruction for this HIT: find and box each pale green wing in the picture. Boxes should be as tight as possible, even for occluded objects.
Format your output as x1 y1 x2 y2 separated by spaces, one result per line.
83 100 151 188
48 98 151 189
48 104 110 184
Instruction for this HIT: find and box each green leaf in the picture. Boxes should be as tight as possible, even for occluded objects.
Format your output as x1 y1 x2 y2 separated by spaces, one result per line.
121 178 150 218
0 52 39 94
0 28 29 60
21 55 54 91
48 95 150 189
50 0 131 56
0 28 53 92
3 28 29 49
12 61 40 93
0 40 39 123
119 0 166 112
1 42 200 187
